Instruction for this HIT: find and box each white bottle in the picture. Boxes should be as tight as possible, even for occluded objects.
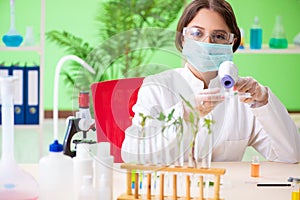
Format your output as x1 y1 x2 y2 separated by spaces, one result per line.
73 143 93 200
38 140 74 200
93 142 114 200
78 175 97 200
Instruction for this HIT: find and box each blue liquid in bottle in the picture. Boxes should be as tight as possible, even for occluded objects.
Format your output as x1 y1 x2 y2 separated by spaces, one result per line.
250 17 262 49
250 29 262 49
2 34 23 47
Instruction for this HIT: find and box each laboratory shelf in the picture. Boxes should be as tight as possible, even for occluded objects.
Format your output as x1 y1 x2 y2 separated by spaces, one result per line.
0 0 45 126
237 44 300 54
0 46 43 53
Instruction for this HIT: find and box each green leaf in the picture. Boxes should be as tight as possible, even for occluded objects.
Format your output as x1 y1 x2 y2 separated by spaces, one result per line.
180 94 194 110
157 112 166 121
167 109 175 121
46 31 93 58
189 112 194 124
204 118 215 134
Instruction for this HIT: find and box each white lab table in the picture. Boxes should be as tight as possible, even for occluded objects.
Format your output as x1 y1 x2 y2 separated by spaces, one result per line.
21 161 300 200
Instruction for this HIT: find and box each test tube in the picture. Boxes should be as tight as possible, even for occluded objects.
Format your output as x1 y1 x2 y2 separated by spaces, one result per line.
251 156 260 177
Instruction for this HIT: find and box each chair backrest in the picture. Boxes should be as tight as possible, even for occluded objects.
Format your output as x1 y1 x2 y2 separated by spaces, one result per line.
91 77 144 162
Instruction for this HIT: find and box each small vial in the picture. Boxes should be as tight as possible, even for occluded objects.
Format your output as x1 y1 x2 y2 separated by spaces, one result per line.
291 178 300 200
251 156 260 177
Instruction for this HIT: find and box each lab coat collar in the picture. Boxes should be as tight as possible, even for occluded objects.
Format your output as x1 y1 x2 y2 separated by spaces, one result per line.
182 64 221 92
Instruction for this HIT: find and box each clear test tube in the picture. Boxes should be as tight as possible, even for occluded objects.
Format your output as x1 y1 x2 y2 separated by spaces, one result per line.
251 156 260 177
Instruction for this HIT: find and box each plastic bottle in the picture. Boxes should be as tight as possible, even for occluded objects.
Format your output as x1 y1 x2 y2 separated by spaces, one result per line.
250 16 263 49
38 140 74 200
93 142 114 200
269 16 288 49
73 143 93 200
78 175 97 200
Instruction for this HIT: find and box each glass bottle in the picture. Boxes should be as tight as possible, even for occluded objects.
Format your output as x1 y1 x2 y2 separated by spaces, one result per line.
269 16 288 49
250 16 263 49
0 76 39 200
251 155 260 177
291 178 300 200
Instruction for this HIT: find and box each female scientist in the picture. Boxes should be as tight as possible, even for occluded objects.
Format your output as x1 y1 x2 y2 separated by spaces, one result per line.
121 0 300 164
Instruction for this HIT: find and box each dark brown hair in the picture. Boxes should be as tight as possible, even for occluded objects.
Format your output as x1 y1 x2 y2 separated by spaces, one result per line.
175 0 241 52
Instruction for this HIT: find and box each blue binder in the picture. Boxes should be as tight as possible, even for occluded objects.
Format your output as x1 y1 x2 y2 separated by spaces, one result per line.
24 65 40 124
9 65 26 124
0 64 11 125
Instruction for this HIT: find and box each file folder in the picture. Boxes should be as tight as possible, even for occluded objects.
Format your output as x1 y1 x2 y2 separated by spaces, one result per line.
10 65 26 124
0 65 10 125
24 65 40 124
0 64 10 77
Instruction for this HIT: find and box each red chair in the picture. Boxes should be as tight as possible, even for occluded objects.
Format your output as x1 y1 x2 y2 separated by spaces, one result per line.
91 77 144 162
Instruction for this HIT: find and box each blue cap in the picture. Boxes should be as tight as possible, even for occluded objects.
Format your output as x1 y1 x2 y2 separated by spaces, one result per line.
49 140 63 152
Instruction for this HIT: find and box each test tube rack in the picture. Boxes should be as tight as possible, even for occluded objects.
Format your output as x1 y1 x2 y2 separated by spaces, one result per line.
118 163 226 200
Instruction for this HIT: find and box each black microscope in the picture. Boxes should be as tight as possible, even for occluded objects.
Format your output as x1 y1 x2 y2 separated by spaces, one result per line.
63 91 96 157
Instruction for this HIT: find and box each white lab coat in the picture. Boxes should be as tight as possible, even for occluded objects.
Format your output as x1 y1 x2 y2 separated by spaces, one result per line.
121 66 300 163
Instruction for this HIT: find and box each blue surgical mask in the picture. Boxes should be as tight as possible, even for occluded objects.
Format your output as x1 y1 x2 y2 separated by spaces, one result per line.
182 37 233 72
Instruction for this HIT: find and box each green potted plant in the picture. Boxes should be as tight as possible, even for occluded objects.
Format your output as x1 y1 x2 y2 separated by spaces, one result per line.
46 0 186 97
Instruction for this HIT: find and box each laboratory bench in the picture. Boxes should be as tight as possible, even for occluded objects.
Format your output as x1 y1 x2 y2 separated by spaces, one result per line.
21 161 300 200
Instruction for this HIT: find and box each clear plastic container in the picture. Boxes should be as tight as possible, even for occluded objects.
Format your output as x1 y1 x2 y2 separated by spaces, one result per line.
269 16 288 49
93 142 114 200
38 140 74 200
73 143 93 199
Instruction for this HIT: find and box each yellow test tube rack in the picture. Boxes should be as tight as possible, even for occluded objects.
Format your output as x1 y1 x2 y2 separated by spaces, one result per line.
118 163 226 200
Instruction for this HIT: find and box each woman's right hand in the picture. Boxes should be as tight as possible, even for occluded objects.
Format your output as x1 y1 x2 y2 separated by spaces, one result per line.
184 88 224 119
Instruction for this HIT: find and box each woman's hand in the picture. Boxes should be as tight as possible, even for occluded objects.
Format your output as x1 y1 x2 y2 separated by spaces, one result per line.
184 88 224 119
234 77 268 108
